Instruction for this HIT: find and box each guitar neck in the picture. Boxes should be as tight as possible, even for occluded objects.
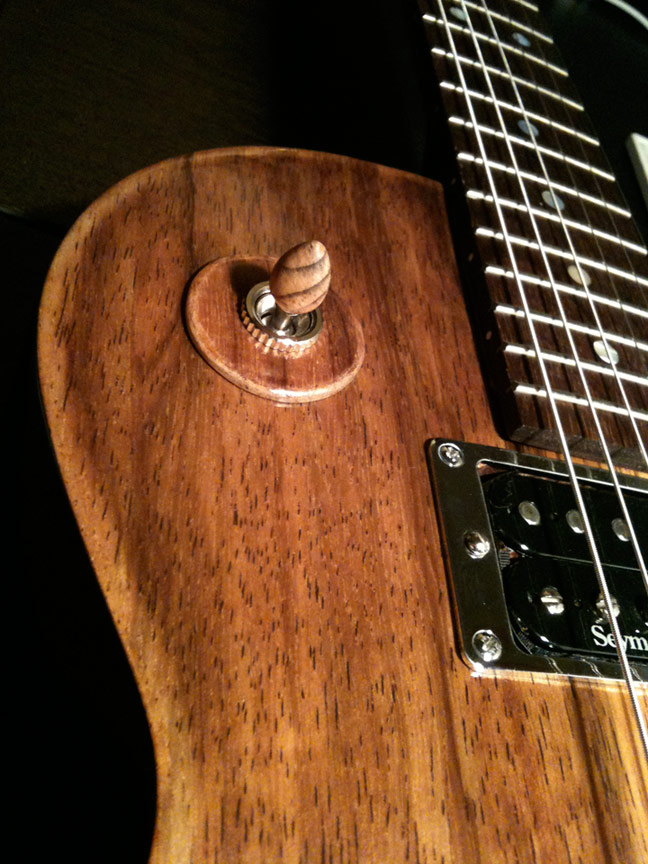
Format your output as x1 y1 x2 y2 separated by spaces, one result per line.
418 0 648 467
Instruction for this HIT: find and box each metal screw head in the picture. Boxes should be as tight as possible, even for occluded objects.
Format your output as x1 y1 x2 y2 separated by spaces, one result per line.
518 500 541 526
438 442 464 467
540 586 565 615
472 630 502 663
464 530 491 559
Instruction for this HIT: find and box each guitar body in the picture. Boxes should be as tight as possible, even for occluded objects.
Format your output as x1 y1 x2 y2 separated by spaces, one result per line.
38 147 647 862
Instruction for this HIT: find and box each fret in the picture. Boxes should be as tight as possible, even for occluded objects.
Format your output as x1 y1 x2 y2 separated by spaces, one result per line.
450 117 615 180
439 17 572 98
487 199 648 303
454 126 633 238
478 228 648 289
424 14 566 76
457 148 637 243
496 303 648 455
485 266 648 322
507 0 540 13
446 0 547 39
457 153 632 217
421 0 648 463
430 47 584 109
512 384 648 423
485 268 648 382
482 239 648 315
444 71 592 135
504 344 648 389
495 304 648 354
440 81 598 146
467 191 646 255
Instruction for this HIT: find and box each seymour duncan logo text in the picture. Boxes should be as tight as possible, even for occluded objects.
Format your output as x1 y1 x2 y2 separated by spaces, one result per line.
591 624 648 653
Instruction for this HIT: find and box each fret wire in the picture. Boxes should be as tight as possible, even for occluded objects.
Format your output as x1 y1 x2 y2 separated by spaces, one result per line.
439 3 648 716
487 266 648 323
469 190 646 254
508 0 539 13
464 0 648 761
516 9 648 412
457 152 632 217
510 0 648 326
512 385 648 422
462 0 648 466
451 0 648 470
512 4 648 314
505 344 648 389
425 14 566 74
477 228 648 288
441 80 599 145
458 0 545 36
450 116 615 180
431 47 584 109
438 0 648 758
495 303 648 352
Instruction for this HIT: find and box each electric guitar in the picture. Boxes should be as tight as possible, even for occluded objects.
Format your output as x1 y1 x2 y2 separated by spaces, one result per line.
38 0 648 861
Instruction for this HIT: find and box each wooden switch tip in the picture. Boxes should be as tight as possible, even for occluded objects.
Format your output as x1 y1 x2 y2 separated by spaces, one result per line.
270 240 331 314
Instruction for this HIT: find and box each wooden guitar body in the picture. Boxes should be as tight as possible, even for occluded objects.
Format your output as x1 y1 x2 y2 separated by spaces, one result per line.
38 147 647 862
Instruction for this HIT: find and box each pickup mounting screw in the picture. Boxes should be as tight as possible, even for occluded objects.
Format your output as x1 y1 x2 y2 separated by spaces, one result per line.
540 586 565 615
472 630 502 663
438 442 464 467
464 530 491 559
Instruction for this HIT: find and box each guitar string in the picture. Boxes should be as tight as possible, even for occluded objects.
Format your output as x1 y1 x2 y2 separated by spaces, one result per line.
438 2 648 461
511 0 648 399
511 1 648 405
454 1 648 390
467 0 648 550
456 0 648 755
461 0 648 732
435 55 648 420
433 0 648 759
479 0 648 757
443 1 648 380
447 0 648 477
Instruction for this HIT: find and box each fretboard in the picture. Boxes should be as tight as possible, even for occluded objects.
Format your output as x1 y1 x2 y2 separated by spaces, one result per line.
418 0 648 467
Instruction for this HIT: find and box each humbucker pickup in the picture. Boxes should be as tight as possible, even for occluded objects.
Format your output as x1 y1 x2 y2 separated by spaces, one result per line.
427 440 648 681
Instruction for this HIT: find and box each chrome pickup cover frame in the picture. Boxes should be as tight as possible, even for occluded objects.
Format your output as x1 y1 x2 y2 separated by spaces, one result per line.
427 439 648 682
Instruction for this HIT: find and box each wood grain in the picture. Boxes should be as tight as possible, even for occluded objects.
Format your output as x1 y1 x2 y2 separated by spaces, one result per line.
271 240 331 315
185 254 364 402
38 147 648 863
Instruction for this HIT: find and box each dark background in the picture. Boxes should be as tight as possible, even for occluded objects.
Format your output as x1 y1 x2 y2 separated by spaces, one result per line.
5 1 646 860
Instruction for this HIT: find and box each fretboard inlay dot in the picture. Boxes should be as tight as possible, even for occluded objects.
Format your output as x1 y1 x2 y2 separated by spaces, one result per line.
542 189 565 211
518 119 539 138
567 263 592 287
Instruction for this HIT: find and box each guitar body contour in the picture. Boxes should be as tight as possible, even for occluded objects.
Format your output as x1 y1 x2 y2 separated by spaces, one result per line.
38 147 647 862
